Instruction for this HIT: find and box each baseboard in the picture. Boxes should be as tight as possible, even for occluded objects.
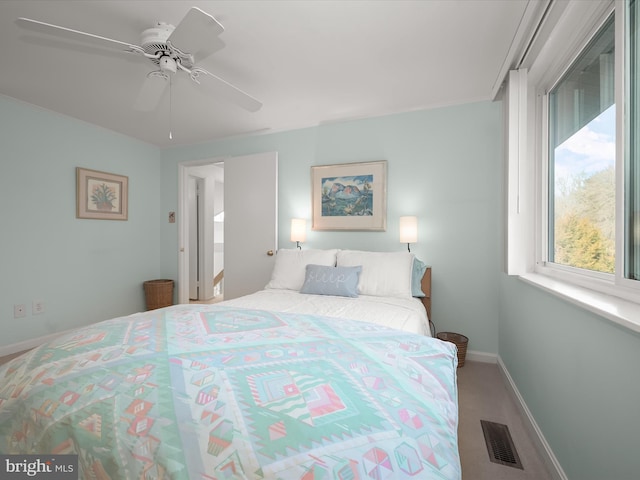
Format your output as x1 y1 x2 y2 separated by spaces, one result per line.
0 330 68 357
465 350 498 364
497 356 568 480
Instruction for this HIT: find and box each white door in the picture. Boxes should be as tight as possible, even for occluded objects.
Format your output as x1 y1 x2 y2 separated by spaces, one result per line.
188 177 199 299
224 152 278 299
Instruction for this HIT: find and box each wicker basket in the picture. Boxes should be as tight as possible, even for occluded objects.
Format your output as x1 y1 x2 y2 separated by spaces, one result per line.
143 279 174 310
436 332 468 367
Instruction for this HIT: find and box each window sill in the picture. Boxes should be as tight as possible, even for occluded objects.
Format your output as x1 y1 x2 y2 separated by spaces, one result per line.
519 273 640 334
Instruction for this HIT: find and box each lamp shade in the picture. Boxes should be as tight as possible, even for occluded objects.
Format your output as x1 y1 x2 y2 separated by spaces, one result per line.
290 218 306 243
399 216 418 244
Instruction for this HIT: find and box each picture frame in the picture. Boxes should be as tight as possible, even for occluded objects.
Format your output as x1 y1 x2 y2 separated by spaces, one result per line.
311 160 387 231
76 167 128 220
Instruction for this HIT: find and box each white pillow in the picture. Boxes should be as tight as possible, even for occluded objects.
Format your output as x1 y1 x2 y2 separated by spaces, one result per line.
336 250 414 298
265 249 338 291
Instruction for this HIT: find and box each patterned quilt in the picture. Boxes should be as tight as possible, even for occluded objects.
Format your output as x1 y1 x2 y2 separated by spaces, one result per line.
0 305 461 479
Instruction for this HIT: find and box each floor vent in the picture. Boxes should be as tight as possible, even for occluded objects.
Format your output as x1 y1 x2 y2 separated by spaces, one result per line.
480 420 523 469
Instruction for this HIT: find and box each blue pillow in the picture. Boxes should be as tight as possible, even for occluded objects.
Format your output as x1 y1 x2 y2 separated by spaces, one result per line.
300 264 361 297
412 258 427 297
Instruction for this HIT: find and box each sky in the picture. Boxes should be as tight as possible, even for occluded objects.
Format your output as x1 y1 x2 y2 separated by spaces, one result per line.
554 104 616 189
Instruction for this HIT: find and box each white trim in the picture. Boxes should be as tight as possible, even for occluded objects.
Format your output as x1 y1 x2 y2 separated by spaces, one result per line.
497 356 569 480
465 350 498 364
616 0 630 288
520 272 640 333
535 261 640 304
528 0 614 87
538 92 550 266
506 69 529 275
0 330 68 357
178 157 229 304
178 163 189 304
491 0 553 99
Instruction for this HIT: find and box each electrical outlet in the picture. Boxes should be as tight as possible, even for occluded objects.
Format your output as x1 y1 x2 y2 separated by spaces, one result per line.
13 304 26 318
32 300 45 315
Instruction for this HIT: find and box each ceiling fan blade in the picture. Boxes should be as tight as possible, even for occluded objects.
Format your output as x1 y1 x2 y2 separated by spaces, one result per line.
134 73 168 111
192 37 226 63
199 71 262 112
16 17 137 52
167 7 225 62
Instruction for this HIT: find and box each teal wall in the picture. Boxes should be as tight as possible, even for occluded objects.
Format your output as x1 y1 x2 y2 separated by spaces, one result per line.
0 96 162 346
160 101 503 354
1 97 502 354
499 275 640 480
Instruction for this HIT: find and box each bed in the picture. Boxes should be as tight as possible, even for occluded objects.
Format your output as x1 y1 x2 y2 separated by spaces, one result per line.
221 249 432 336
0 249 460 479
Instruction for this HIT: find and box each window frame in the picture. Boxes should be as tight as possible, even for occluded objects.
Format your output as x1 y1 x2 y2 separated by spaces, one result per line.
532 0 640 304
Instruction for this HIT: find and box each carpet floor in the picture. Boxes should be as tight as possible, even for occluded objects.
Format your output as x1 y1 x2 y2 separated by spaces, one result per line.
457 361 553 480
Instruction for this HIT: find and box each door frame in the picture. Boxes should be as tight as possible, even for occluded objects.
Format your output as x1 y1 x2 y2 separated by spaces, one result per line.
178 157 228 304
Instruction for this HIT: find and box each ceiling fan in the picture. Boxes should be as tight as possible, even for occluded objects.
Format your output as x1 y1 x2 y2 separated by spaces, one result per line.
15 7 262 114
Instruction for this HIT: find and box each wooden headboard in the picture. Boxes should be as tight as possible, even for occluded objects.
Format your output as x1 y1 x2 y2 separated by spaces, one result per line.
419 267 431 319
420 267 433 335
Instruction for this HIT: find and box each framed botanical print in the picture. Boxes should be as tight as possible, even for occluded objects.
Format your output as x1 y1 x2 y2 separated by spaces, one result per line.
76 167 128 220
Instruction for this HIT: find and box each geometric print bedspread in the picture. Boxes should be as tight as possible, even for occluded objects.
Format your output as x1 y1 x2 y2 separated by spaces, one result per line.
0 304 461 479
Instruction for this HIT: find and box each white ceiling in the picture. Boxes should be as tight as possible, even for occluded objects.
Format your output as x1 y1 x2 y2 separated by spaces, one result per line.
0 1 535 147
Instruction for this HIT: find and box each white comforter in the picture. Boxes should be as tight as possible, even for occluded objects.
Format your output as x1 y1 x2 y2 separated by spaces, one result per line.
220 288 430 336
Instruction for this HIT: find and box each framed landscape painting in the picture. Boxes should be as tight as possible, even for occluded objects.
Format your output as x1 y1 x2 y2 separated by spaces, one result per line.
76 167 128 220
311 160 387 231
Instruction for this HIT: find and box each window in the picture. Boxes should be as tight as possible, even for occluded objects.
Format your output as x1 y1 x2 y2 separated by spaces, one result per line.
627 0 640 281
532 0 640 304
548 15 616 275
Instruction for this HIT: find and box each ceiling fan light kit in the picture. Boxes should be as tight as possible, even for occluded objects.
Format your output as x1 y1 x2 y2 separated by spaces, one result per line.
16 6 262 134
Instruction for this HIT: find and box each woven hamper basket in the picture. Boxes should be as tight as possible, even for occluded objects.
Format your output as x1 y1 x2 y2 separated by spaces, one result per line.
143 279 174 310
436 332 468 367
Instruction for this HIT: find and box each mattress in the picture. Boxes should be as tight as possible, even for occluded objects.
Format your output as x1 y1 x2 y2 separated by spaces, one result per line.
0 304 460 479
220 288 430 336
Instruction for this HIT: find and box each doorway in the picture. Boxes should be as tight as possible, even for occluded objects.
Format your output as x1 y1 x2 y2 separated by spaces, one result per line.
177 152 278 304
185 162 224 302
177 158 224 303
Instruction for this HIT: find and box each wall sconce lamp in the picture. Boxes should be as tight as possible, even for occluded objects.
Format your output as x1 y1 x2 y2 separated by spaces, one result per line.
290 218 306 249
399 216 418 252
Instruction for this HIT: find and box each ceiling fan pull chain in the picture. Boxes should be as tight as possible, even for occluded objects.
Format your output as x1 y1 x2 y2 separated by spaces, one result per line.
169 75 173 140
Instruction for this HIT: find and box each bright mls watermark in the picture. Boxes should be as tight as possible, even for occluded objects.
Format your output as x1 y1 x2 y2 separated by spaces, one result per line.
0 455 77 479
